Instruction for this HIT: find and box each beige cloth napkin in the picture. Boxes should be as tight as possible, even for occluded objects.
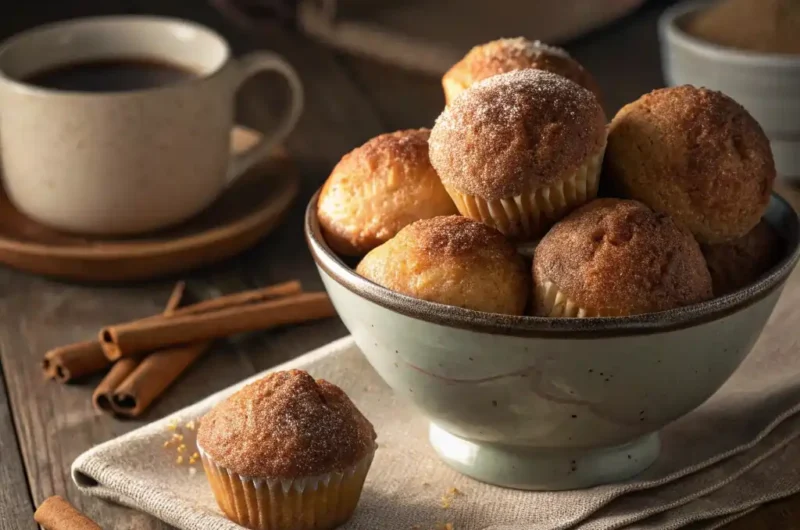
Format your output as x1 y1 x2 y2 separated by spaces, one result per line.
73 326 800 530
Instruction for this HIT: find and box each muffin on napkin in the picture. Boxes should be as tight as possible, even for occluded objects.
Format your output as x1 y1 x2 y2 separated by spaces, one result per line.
197 369 377 530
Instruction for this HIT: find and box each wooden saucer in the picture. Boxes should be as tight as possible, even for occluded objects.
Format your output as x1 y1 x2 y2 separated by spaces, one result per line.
0 127 298 282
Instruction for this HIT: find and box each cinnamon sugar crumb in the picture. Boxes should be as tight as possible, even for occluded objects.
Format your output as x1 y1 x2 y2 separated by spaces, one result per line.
177 444 187 453
440 487 463 509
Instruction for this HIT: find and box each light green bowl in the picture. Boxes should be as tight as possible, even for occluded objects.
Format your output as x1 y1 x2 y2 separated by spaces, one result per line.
306 192 800 490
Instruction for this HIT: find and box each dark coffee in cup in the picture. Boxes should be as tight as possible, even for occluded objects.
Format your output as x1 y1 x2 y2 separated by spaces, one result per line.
26 58 196 92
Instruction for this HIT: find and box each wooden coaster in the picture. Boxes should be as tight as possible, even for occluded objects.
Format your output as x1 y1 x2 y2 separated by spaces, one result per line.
0 127 298 282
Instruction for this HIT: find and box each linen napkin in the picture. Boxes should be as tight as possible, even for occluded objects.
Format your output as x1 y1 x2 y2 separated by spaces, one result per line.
73 286 800 530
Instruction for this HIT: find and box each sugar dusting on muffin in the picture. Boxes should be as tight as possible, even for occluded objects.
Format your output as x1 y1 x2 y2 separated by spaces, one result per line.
533 199 713 317
198 369 376 478
432 69 606 201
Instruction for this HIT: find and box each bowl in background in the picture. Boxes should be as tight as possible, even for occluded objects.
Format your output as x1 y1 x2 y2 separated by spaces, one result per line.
305 192 800 490
659 1 800 181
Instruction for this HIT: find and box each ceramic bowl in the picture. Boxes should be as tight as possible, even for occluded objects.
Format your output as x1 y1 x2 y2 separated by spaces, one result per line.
305 192 800 490
659 1 800 181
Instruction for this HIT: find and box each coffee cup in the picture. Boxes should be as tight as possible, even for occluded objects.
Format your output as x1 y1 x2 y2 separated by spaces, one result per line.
0 16 303 235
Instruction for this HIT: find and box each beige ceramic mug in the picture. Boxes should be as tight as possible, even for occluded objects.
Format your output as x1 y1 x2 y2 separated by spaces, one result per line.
0 16 303 235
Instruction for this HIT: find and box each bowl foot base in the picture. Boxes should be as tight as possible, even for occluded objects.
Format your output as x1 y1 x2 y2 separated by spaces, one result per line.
429 423 660 490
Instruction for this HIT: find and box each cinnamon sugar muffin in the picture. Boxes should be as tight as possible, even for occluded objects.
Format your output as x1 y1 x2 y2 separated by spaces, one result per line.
317 128 457 256
429 69 607 240
605 86 775 244
197 370 377 530
356 215 528 314
701 220 782 296
533 199 713 317
442 37 602 106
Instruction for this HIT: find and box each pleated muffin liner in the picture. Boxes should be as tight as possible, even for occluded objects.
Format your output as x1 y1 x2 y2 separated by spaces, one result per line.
535 279 600 318
197 445 376 530
446 144 605 240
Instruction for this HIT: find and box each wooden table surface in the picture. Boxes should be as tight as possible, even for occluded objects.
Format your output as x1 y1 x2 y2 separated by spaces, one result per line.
0 1 798 529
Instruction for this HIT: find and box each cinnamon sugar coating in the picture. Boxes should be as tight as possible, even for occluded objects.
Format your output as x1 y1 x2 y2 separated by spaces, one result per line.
356 215 528 315
318 128 457 256
605 86 775 244
701 220 782 296
443 38 602 106
197 370 376 478
533 199 712 316
429 69 607 201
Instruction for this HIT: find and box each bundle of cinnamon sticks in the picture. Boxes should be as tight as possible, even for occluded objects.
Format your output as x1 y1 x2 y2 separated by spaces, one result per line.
42 280 335 418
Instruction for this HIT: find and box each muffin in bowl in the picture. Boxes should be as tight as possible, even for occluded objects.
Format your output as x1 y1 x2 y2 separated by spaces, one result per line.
317 128 457 256
533 199 713 317
605 85 775 244
442 37 602 106
702 219 783 296
429 69 607 240
357 215 528 315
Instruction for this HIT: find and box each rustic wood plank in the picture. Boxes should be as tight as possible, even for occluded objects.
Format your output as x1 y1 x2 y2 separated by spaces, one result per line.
0 366 37 530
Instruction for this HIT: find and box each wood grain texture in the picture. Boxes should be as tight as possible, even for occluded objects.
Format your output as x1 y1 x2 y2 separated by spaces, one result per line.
0 366 36 530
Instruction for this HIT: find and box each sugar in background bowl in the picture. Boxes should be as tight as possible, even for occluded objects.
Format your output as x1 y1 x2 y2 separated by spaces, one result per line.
305 192 800 490
659 0 800 181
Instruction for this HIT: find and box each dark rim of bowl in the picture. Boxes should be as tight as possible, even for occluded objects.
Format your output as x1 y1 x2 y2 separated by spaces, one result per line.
660 1 800 67
305 190 800 338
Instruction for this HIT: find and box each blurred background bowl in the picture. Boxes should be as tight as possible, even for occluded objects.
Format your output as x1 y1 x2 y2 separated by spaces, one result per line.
306 190 800 490
659 0 800 182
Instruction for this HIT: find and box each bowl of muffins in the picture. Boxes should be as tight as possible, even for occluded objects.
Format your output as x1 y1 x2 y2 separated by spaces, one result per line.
305 37 800 491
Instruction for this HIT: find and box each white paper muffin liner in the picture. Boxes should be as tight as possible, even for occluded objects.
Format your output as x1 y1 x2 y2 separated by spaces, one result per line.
198 445 375 530
446 145 605 240
534 280 599 318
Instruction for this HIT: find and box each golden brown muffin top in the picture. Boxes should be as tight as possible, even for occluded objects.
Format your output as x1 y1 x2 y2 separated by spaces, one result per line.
701 219 782 295
445 38 602 102
357 215 528 315
197 370 376 478
430 69 607 201
317 128 457 256
605 85 774 244
533 199 712 316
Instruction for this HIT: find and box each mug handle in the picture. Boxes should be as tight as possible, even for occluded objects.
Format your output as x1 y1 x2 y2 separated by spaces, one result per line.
227 52 304 184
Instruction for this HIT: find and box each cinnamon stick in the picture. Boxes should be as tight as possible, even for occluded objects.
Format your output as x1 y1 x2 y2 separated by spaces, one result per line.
111 342 211 417
169 280 302 317
42 341 110 383
92 282 186 412
100 292 336 360
92 358 139 412
99 280 303 359
34 496 102 530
